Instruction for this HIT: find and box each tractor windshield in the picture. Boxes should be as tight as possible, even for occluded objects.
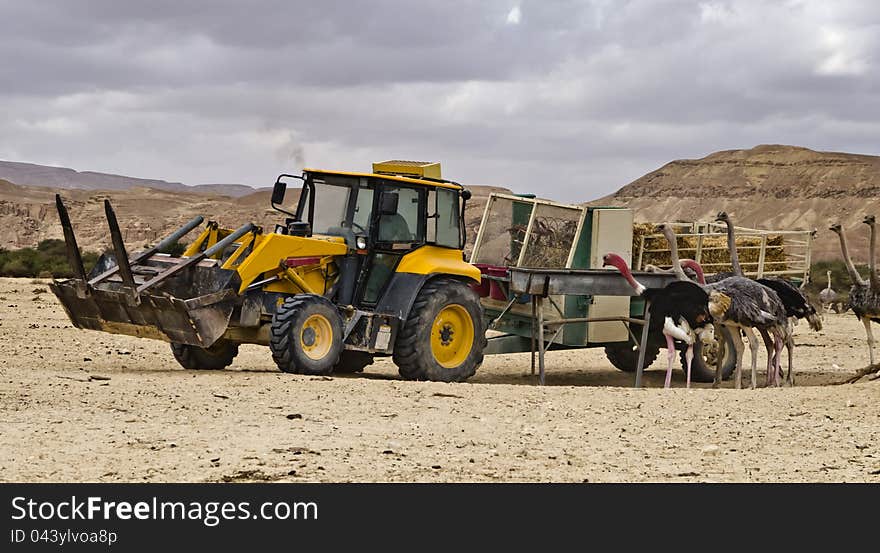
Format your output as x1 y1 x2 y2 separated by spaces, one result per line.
298 174 368 240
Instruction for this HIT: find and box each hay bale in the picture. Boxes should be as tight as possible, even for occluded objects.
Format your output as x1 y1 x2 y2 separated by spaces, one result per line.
634 223 787 274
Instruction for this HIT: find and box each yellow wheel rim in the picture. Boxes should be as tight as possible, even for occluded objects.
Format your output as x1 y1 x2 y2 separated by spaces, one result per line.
301 314 333 360
430 304 475 368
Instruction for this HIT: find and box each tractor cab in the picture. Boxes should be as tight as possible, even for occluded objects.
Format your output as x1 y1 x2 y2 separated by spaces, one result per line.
271 161 466 250
270 161 473 307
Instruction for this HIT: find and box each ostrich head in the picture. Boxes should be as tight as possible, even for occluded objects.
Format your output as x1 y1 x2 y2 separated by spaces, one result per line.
657 223 676 243
603 253 645 294
829 223 842 233
602 253 627 271
679 259 706 285
863 214 876 225
715 211 730 223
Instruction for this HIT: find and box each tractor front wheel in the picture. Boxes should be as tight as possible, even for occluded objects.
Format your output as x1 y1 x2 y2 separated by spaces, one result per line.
270 295 344 375
393 278 486 382
171 340 239 370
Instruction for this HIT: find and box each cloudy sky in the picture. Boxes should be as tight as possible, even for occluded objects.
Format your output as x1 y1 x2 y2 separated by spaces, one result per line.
1 1 878 201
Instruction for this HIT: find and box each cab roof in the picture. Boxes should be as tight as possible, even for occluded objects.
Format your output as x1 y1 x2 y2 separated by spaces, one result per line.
303 168 464 191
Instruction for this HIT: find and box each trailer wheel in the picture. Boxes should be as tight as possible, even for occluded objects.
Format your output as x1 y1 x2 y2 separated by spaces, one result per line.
270 295 344 375
604 342 661 372
680 325 737 382
171 340 239 370
333 351 374 374
393 278 486 382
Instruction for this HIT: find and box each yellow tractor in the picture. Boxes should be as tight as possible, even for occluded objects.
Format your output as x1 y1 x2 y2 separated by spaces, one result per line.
50 161 487 381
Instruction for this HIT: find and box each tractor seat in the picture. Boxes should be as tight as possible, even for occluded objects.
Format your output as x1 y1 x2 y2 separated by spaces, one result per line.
378 213 412 242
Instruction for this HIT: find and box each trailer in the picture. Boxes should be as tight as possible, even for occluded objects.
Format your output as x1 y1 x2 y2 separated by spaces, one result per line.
468 193 790 386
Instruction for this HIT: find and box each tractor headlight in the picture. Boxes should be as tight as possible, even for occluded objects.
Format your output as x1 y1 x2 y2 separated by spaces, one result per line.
356 236 367 249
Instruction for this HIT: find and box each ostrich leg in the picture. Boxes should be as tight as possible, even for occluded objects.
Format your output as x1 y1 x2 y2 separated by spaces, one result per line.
742 327 760 390
685 344 694 389
785 331 796 386
731 328 746 390
771 331 785 387
713 324 725 389
664 333 676 389
863 317 876 367
759 329 776 388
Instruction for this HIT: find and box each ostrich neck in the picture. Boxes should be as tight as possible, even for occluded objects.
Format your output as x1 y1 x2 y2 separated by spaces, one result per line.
869 223 879 289
723 219 743 276
826 271 832 290
662 228 690 281
835 229 867 286
611 258 646 294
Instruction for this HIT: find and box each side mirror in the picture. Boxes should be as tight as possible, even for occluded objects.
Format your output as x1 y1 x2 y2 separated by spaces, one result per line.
271 180 287 205
379 192 399 215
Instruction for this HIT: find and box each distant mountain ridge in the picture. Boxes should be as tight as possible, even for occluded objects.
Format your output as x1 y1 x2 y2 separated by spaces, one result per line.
0 160 265 198
589 144 880 262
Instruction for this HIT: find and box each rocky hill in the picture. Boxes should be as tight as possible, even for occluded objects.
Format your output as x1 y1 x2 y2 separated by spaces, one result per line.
590 144 880 262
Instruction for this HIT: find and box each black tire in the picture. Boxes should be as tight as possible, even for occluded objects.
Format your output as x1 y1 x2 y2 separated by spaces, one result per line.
604 341 661 372
680 325 737 382
270 295 344 375
170 340 239 370
393 278 487 382
333 350 374 374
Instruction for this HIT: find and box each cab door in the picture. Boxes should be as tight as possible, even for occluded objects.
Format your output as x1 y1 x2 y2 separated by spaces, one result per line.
356 182 426 306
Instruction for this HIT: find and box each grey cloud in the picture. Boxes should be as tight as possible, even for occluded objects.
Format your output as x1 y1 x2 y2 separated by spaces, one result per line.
1 0 880 201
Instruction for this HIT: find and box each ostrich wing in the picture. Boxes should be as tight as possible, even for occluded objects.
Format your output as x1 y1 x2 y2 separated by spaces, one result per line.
757 277 822 330
644 281 711 329
708 276 786 327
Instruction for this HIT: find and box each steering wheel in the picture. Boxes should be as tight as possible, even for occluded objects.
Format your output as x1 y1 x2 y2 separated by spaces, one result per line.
348 221 366 233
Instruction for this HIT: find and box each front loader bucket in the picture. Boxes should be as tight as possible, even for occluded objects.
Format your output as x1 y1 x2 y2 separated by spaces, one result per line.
50 195 255 348
50 263 239 347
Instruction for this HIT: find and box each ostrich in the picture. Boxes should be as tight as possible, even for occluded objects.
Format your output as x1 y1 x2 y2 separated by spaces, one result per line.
659 224 791 389
819 270 837 312
602 253 714 388
713 211 818 384
831 219 880 370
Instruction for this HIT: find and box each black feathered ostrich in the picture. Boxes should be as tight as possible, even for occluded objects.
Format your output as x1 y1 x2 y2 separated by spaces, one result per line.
715 211 821 330
602 253 714 388
830 217 880 374
658 224 792 389
713 211 820 385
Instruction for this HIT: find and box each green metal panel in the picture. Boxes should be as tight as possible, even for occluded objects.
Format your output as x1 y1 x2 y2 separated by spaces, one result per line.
562 207 594 346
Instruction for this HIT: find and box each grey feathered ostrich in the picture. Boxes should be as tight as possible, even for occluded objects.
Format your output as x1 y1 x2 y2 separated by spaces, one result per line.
659 224 791 389
818 270 837 311
831 218 880 372
602 253 715 388
715 211 820 385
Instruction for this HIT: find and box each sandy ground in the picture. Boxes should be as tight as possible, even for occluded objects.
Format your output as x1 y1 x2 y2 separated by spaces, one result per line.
1 277 878 483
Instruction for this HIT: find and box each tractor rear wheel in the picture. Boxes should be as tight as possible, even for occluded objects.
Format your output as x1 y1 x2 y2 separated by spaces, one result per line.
270 295 344 375
680 325 737 382
393 278 486 382
171 340 239 370
333 351 374 374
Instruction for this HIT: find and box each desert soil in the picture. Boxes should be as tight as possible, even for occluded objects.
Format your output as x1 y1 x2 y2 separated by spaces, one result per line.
1 277 878 483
